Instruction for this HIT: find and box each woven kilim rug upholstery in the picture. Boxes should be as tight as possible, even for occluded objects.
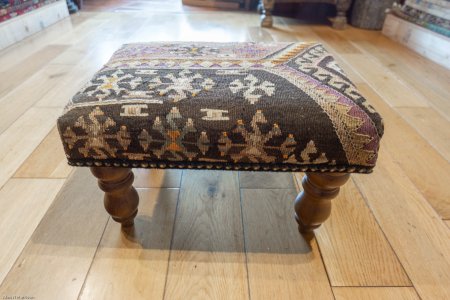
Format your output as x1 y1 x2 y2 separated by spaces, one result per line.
57 42 383 173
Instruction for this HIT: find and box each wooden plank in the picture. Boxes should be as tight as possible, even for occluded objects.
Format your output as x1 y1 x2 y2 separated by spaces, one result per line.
357 83 450 219
352 151 450 299
164 170 249 299
239 172 296 189
35 63 100 108
241 188 333 299
0 168 109 299
333 287 420 300
396 107 450 161
0 45 68 98
293 173 410 286
347 39 450 120
0 178 64 284
311 25 362 54
0 107 62 189
14 127 72 179
340 27 450 115
0 64 69 134
79 188 179 300
133 169 182 188
246 27 274 42
340 53 429 108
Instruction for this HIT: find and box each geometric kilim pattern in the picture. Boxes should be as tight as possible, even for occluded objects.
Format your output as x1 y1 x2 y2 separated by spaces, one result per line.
57 42 383 173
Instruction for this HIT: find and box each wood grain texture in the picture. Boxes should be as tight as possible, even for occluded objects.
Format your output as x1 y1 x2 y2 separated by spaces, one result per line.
311 25 362 54
333 287 420 300
239 172 296 189
0 178 64 284
348 39 450 119
241 188 334 300
0 107 61 189
0 64 68 134
293 174 410 286
352 151 450 299
342 29 450 94
133 169 182 188
164 170 249 300
356 84 450 219
341 54 428 108
0 169 109 299
396 107 450 161
14 127 72 178
79 188 179 300
0 45 68 98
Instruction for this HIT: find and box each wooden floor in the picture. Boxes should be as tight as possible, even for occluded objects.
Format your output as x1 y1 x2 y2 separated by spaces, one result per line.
0 4 450 300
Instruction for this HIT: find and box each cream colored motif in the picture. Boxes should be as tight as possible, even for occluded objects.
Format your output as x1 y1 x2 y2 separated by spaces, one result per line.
149 70 215 102
120 104 149 116
201 109 230 121
229 74 275 104
218 110 296 163
300 140 328 163
85 70 140 100
63 107 130 159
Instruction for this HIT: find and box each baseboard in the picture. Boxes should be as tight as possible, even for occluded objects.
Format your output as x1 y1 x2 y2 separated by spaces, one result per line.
0 1 70 51
382 13 450 70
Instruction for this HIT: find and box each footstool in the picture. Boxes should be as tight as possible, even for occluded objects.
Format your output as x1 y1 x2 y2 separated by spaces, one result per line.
57 42 383 233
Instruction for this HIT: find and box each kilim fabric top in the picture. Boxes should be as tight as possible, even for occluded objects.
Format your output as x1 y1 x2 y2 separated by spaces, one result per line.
57 42 384 173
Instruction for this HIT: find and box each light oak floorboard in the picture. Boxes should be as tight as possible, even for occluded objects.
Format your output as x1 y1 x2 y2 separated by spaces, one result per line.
357 83 450 219
341 30 450 101
239 172 296 189
14 127 72 178
164 170 249 300
341 53 428 108
79 188 179 300
0 64 69 133
352 151 450 299
333 287 420 300
241 188 334 300
396 107 450 161
133 169 182 188
311 25 362 54
294 174 411 286
0 45 68 98
0 169 109 300
347 39 450 119
0 178 65 284
0 107 61 189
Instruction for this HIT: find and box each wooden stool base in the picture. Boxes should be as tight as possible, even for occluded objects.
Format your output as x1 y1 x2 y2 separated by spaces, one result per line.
90 167 139 229
294 172 350 233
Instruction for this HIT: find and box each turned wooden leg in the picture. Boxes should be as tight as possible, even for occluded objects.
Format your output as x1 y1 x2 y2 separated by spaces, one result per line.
260 0 274 28
332 0 351 29
294 172 350 233
90 167 139 228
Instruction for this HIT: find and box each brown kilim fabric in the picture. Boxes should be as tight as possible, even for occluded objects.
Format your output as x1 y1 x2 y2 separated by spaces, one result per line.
57 42 383 173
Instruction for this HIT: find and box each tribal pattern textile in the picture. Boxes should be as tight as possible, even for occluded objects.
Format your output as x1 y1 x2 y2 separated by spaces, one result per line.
57 42 384 173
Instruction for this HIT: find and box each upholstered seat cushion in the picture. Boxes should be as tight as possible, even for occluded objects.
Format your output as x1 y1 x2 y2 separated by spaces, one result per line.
57 42 383 173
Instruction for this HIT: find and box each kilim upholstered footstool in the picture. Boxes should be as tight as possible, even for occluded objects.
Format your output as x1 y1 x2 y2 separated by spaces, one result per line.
57 42 383 233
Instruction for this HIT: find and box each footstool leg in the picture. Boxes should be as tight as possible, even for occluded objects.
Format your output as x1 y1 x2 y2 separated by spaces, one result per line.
90 167 139 228
331 0 351 29
294 172 350 233
260 0 274 28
